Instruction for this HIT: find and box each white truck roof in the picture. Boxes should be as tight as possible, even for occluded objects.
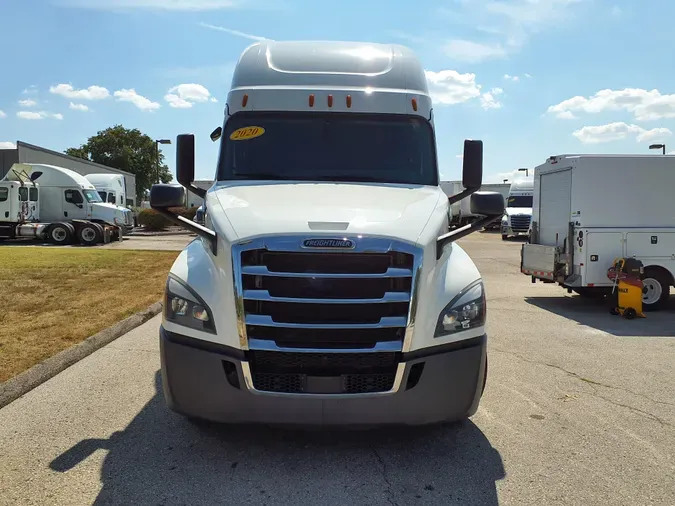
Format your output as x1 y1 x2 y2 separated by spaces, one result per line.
509 177 534 193
227 40 431 118
85 173 125 186
7 163 96 189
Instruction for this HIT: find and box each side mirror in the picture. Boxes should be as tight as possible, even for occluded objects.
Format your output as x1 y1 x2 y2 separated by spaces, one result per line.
150 184 186 209
149 183 217 255
176 134 196 188
470 191 505 217
462 139 483 190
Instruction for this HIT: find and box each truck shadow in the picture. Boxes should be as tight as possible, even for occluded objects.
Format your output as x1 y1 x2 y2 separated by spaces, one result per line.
49 371 505 506
524 294 675 337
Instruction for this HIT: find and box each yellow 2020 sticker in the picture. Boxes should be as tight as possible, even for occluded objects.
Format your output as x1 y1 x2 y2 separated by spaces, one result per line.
230 126 265 141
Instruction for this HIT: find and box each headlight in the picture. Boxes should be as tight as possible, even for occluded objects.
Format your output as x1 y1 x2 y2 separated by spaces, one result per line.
164 275 216 333
434 280 486 337
501 216 508 223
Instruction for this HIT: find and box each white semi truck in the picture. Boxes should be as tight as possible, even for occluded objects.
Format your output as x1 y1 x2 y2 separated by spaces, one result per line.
501 176 534 240
0 163 134 244
521 154 674 311
149 40 505 427
85 173 128 207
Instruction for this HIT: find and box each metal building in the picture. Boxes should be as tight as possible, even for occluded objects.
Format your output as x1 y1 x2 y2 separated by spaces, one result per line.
0 141 137 206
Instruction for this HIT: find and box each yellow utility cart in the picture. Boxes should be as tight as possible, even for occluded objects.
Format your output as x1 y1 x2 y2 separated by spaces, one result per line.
607 257 645 320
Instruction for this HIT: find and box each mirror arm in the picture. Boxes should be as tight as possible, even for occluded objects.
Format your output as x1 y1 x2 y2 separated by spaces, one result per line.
436 214 503 260
447 187 477 206
153 207 218 255
186 184 206 199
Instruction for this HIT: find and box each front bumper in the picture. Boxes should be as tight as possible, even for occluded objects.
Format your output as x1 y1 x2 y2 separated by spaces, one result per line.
160 327 487 427
502 225 529 236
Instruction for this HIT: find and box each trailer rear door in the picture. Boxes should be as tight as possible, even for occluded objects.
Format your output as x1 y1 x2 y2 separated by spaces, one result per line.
538 168 572 247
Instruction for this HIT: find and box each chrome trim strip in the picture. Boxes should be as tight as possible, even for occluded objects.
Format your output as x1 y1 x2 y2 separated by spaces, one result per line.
240 265 413 278
245 314 407 329
247 338 402 353
240 361 407 398
243 289 410 304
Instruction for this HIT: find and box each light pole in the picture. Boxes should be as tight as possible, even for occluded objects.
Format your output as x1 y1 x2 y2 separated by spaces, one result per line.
649 143 666 155
155 139 171 184
503 179 508 184
518 168 529 177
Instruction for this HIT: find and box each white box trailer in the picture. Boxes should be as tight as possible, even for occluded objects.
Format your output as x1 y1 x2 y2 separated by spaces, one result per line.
521 154 675 310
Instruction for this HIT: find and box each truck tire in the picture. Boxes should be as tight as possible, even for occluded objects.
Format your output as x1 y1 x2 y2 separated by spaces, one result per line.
77 223 102 246
92 223 106 243
642 269 670 312
501 234 508 241
47 223 72 245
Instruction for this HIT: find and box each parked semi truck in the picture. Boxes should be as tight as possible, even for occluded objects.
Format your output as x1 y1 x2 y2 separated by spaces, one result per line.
85 173 127 207
149 40 504 427
0 163 134 244
501 176 533 240
521 154 674 311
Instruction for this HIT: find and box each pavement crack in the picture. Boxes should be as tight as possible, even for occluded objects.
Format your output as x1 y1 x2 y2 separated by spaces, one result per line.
492 347 675 421
372 448 399 506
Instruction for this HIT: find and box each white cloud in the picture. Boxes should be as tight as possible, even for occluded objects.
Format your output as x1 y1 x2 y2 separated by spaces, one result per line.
504 74 520 82
425 70 503 110
443 39 507 63
524 73 532 78
0 110 6 118
425 70 482 105
556 110 577 120
164 83 217 108
69 102 90 111
22 85 38 95
17 111 63 120
572 122 672 144
440 0 584 61
0 141 16 149
480 89 503 110
18 99 37 107
198 22 268 40
113 89 160 111
549 88 675 121
50 84 110 100
456 154 464 159
57 0 238 10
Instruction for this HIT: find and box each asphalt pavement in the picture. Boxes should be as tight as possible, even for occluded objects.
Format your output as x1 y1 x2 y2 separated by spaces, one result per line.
1 232 673 506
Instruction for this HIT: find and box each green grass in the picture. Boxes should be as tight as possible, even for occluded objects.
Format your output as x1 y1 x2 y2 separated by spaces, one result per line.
0 248 178 382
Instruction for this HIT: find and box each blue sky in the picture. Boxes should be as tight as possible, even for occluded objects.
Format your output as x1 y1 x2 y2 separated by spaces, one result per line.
1 0 675 183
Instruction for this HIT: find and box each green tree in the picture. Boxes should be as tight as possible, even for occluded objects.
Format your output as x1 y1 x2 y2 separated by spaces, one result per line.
65 125 173 204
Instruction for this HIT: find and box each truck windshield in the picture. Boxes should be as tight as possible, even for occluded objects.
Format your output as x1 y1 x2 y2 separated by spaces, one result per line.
507 195 533 207
217 112 438 185
83 190 103 203
98 191 107 201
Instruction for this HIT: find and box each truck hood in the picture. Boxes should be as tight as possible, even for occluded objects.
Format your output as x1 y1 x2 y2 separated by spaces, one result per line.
91 202 133 226
505 207 532 217
212 182 444 244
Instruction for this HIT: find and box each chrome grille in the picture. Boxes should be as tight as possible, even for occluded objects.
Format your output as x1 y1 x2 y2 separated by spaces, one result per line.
232 236 422 394
510 214 531 232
